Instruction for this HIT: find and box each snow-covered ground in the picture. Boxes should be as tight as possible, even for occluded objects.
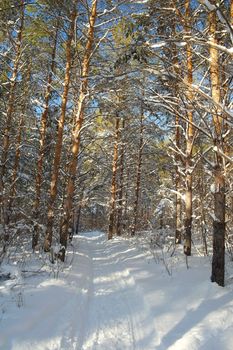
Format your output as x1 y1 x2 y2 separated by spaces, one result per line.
1 231 233 350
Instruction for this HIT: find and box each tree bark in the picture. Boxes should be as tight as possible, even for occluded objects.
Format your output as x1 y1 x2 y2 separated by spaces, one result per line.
5 62 31 231
44 7 77 252
2 120 24 247
131 114 144 237
209 6 225 287
170 18 182 244
0 1 25 227
183 0 194 256
59 0 98 260
108 117 120 240
175 112 182 244
32 23 59 250
116 118 125 236
123 168 130 233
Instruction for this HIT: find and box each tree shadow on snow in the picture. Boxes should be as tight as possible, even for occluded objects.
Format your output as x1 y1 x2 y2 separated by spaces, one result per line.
159 290 233 349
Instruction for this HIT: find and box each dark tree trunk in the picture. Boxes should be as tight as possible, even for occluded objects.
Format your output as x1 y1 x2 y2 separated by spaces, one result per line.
211 164 225 286
0 1 25 229
183 0 194 256
33 23 59 250
116 118 125 236
108 117 120 240
131 114 144 237
209 6 226 287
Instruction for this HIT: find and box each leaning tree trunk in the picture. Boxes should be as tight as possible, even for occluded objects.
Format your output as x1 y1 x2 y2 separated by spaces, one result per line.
44 7 77 252
32 23 59 250
209 6 226 287
59 0 98 260
183 0 194 256
0 1 25 228
131 114 144 237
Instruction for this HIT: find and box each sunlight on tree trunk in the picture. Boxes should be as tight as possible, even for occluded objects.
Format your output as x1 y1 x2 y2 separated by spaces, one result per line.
183 0 194 256
44 7 77 252
209 6 226 287
59 0 98 261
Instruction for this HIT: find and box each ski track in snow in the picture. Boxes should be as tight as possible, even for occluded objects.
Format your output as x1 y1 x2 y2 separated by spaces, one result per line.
0 232 158 350
1 231 233 350
78 231 157 350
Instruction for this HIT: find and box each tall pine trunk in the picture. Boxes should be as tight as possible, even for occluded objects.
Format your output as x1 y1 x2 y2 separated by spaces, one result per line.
59 0 98 260
0 1 25 229
5 62 31 229
32 23 59 249
131 114 144 237
183 0 194 256
175 112 182 244
108 117 120 240
44 7 77 252
209 6 225 287
116 119 125 236
171 18 182 244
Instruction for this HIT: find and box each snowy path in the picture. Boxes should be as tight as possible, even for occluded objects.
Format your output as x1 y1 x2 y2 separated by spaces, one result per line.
1 231 233 350
78 231 157 350
0 231 158 350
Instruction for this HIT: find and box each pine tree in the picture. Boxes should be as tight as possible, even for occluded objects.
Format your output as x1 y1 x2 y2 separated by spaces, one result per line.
44 5 77 252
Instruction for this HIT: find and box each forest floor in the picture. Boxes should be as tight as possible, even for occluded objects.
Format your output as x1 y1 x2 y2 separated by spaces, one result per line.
1 231 233 350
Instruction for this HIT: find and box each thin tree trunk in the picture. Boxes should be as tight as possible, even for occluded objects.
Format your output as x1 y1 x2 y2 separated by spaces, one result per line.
200 163 208 255
32 23 59 249
5 62 31 230
116 118 125 236
184 0 194 256
209 6 225 287
108 117 120 240
75 202 82 235
0 1 25 226
131 114 144 237
175 114 182 244
59 0 98 260
123 168 130 233
44 7 77 252
9 117 24 199
170 19 182 244
3 116 24 244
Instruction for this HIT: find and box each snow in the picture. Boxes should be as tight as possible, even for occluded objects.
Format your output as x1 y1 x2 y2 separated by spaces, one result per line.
200 0 215 11
149 41 167 49
1 231 233 349
134 0 149 3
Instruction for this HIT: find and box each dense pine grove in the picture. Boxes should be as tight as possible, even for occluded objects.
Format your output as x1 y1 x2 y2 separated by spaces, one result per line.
0 0 232 288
